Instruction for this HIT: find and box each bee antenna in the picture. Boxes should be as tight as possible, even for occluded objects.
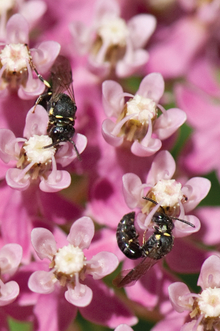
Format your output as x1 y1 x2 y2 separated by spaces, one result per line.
70 140 81 161
170 216 195 228
142 196 195 228
142 196 165 213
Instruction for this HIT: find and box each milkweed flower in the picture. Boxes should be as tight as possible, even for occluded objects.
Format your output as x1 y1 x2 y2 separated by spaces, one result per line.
0 243 23 306
168 255 220 330
28 217 119 307
122 150 211 236
70 0 156 78
102 73 186 157
0 105 87 192
0 13 60 99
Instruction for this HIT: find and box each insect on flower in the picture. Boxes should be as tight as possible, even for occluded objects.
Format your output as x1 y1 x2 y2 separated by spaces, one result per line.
35 55 79 157
114 197 195 288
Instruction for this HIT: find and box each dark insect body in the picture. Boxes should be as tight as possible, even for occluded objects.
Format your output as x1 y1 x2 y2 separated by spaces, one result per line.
35 55 79 156
114 197 195 288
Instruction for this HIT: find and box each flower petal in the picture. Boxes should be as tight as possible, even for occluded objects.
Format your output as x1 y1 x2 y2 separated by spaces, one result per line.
28 270 55 294
6 14 29 44
39 170 71 193
198 255 220 289
146 150 176 185
65 284 93 307
86 252 119 279
0 244 23 276
23 105 48 138
137 73 164 103
102 80 125 117
168 282 193 313
182 177 211 213
31 227 57 260
0 280 20 306
6 168 31 191
67 216 95 250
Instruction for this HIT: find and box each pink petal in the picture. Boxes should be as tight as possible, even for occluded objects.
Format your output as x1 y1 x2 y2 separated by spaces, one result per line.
182 177 211 213
102 80 125 117
115 325 134 331
70 21 92 54
146 150 176 185
19 1 47 29
154 108 187 140
131 136 162 157
23 105 48 138
101 119 124 147
116 49 149 78
198 255 220 289
31 228 57 260
122 173 147 208
65 284 93 307
67 216 94 250
168 282 193 313
55 133 88 167
39 170 71 193
31 41 61 74
28 270 55 294
94 0 120 22
18 80 46 100
6 14 29 44
0 244 23 276
0 280 20 306
137 73 164 103
0 129 19 162
87 252 119 279
128 14 156 49
6 168 31 191
173 215 201 238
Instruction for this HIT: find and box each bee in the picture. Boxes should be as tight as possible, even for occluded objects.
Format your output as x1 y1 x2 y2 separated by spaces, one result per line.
35 55 79 157
114 197 195 288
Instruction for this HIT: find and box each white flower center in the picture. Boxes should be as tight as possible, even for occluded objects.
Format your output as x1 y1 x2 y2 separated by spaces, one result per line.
198 287 220 318
98 17 129 47
0 44 30 72
0 0 14 13
23 135 56 164
151 179 183 207
126 95 157 124
54 244 85 275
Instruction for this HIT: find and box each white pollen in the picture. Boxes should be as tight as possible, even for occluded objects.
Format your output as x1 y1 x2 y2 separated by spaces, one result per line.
23 135 56 164
151 179 183 207
126 95 157 124
0 44 30 72
198 287 220 318
98 17 129 46
54 244 85 275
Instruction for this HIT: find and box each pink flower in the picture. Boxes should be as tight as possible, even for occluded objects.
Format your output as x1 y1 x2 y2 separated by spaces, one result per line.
102 74 186 157
0 105 87 192
0 243 22 306
70 0 156 78
122 150 210 236
0 13 60 99
169 255 220 330
28 217 119 307
0 1 47 41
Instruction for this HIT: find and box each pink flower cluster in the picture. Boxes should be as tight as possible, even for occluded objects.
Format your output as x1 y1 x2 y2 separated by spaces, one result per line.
0 1 219 331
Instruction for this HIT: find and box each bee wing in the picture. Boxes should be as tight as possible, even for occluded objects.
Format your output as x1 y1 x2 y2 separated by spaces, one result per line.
50 55 76 102
113 257 158 288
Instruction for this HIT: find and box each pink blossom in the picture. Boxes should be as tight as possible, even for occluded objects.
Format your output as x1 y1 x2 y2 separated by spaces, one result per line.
70 0 156 78
0 13 60 99
122 150 210 237
168 255 220 330
0 105 87 192
175 82 220 179
102 74 186 157
0 1 47 41
0 243 22 306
